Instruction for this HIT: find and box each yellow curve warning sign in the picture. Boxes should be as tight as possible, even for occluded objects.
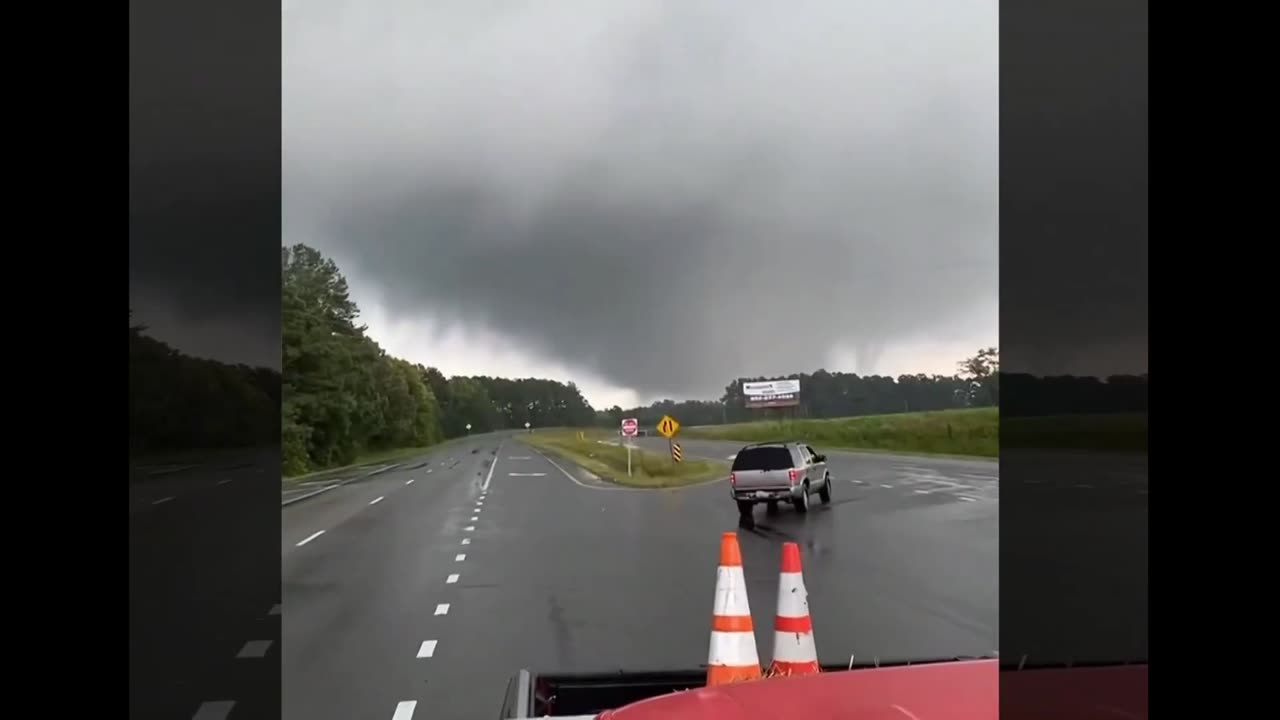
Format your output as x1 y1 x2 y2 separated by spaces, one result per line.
657 415 681 439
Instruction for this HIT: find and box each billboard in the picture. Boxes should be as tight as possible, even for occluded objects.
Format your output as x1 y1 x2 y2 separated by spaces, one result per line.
742 379 802 409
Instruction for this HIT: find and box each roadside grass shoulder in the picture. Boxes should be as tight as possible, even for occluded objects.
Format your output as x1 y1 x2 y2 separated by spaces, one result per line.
683 408 999 458
282 435 474 485
519 429 728 488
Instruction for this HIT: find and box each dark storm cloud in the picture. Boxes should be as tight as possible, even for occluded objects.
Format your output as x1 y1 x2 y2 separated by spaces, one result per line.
130 0 281 368
284 0 999 398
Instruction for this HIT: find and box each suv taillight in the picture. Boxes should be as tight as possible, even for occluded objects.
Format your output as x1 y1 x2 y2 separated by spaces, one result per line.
788 469 798 484
729 472 736 486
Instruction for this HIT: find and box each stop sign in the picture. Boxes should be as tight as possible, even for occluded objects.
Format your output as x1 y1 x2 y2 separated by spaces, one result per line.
621 418 639 437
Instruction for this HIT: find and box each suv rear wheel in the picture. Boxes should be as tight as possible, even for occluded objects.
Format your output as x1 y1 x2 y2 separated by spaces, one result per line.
793 481 810 513
818 474 832 503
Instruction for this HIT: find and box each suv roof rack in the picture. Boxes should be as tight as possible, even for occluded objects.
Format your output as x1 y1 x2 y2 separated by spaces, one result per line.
741 440 800 448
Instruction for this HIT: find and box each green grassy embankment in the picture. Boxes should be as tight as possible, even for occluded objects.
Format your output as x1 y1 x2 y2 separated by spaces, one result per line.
1001 413 1146 452
282 436 474 485
683 408 999 458
520 428 729 488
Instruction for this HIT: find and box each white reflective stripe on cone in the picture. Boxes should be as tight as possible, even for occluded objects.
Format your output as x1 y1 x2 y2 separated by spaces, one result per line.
712 566 752 616
771 630 818 663
708 630 761 666
775 572 809 614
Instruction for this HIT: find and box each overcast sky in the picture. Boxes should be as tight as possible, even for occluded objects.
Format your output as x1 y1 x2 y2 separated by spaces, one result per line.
279 0 998 408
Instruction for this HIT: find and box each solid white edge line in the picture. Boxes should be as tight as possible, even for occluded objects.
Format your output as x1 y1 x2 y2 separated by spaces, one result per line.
370 496 384 505
236 640 273 658
392 700 418 720
417 640 438 658
446 573 459 584
534 449 722 492
434 603 450 615
191 700 236 720
481 441 504 491
296 530 325 547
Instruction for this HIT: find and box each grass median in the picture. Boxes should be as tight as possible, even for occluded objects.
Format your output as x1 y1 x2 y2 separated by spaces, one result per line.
519 429 729 488
683 408 999 458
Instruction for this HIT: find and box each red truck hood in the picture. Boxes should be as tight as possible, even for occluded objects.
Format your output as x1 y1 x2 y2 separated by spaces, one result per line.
595 660 1148 720
597 659 998 720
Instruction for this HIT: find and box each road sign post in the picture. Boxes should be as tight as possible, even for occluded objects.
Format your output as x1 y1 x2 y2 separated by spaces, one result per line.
657 414 681 468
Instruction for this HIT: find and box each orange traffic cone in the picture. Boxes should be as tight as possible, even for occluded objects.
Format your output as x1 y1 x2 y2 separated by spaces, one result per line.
706 531 762 687
767 542 820 677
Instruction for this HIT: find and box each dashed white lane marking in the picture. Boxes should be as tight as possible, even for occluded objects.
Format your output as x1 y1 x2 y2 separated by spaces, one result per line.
446 573 459 584
463 525 476 532
1075 484 1094 489
460 538 471 545
217 478 233 485
470 515 479 521
880 484 893 489
392 700 418 719
269 604 281 615
427 468 433 473
959 496 977 503
508 472 547 477
726 455 737 460
192 700 236 720
455 554 467 562
236 640 273 658
417 640 438 658
434 603 450 616
296 531 325 547
406 478 415 485
370 496 385 505
509 456 532 459
913 489 930 495
152 496 176 505
851 479 866 485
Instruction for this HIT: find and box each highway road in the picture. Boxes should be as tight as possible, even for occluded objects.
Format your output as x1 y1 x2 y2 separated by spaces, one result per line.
130 448 282 720
282 432 1000 720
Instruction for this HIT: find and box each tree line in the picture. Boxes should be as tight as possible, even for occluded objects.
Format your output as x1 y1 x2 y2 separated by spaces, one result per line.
134 251 1145 470
129 311 280 457
595 346 1146 430
281 244 595 475
595 348 1003 428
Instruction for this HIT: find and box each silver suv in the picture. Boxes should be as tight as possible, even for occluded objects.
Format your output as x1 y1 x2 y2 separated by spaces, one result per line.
729 441 832 525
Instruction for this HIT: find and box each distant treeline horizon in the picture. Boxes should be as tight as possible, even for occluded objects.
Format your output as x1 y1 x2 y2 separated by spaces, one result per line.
129 245 1145 470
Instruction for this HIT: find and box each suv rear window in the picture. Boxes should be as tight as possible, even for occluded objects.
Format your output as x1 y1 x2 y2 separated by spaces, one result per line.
732 447 794 471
